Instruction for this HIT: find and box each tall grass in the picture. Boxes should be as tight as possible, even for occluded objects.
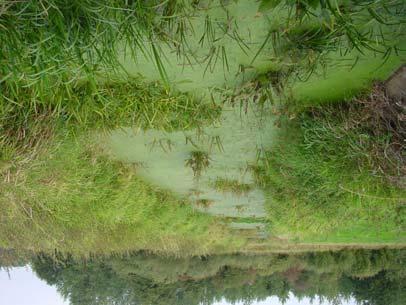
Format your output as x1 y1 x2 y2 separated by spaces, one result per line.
0 133 244 256
253 101 405 243
253 0 405 102
0 0 219 154
0 0 194 83
0 77 221 165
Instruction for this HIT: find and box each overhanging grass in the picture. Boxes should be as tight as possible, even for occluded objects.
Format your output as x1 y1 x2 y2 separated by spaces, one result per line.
0 77 221 163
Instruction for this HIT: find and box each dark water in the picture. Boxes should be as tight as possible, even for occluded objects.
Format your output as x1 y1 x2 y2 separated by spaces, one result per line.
1 248 405 305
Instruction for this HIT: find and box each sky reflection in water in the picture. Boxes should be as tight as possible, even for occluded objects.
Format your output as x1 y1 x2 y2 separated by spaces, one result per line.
2 249 402 305
0 266 356 305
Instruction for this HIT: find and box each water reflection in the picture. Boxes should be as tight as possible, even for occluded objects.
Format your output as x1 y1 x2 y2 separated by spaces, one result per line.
1 248 404 305
0 266 68 305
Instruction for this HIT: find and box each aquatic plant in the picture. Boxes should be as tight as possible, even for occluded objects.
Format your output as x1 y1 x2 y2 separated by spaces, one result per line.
212 177 253 195
185 150 211 178
257 0 405 58
195 198 215 209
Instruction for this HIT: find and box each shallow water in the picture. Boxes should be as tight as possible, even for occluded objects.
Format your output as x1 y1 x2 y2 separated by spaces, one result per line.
108 104 275 220
105 0 404 243
119 1 277 93
1 248 404 305
107 1 279 237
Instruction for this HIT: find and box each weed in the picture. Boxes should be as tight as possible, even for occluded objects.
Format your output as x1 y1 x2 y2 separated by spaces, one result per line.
212 177 253 195
195 199 214 208
0 78 221 176
185 150 211 178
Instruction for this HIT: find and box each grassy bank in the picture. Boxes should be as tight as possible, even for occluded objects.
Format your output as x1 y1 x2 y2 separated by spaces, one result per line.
250 8 406 243
0 78 238 257
0 132 244 257
254 96 405 243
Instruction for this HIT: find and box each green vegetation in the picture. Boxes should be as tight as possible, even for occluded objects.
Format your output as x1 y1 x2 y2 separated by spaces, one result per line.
245 2 406 245
185 150 211 178
0 77 231 257
255 0 406 109
212 177 253 195
0 0 196 91
0 0 405 256
18 248 405 305
290 53 404 108
0 77 220 158
0 133 244 257
253 98 405 243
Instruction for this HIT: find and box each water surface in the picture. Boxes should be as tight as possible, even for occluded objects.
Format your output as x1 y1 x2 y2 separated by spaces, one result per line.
2 248 404 305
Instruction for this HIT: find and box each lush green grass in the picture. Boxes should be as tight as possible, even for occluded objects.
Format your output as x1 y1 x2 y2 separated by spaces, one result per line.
254 110 405 243
0 0 197 97
0 132 244 257
0 78 232 257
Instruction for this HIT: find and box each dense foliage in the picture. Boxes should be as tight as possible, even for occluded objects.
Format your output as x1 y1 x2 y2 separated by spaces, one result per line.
29 249 406 305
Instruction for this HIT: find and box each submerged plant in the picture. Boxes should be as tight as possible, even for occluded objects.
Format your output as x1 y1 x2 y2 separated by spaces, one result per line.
212 177 253 195
185 150 210 178
195 198 214 208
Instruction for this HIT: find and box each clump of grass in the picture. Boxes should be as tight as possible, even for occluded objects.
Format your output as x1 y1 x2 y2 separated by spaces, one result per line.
212 177 253 195
68 78 221 131
195 199 214 208
185 150 210 178
0 0 224 163
249 164 271 188
0 0 196 98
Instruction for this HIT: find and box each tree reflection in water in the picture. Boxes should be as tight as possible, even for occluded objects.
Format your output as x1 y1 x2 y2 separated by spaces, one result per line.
1 248 405 305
